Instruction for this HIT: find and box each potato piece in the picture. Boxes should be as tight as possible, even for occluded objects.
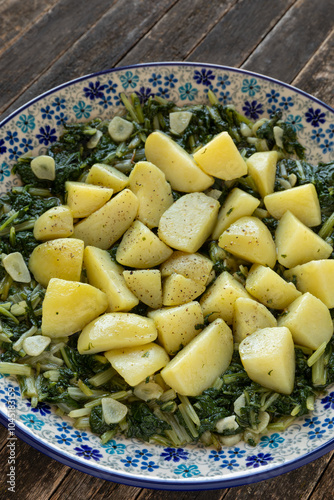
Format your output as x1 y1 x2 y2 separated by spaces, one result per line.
245 264 301 309
116 220 172 268
264 184 321 227
161 318 233 396
73 189 138 249
33 205 73 241
29 238 84 287
246 151 278 198
218 216 276 268
148 301 204 355
65 181 113 218
239 327 295 394
200 271 251 324
86 163 129 192
211 188 260 240
123 269 162 309
145 131 214 192
193 131 247 181
233 297 277 343
278 293 333 349
129 161 173 228
160 251 213 286
162 273 206 306
105 343 169 386
42 278 108 338
84 246 138 312
284 260 334 308
77 312 157 354
275 211 332 268
158 193 219 253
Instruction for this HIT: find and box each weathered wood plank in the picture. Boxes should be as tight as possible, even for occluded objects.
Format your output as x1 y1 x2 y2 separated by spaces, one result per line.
242 0 334 83
309 454 334 499
188 0 295 67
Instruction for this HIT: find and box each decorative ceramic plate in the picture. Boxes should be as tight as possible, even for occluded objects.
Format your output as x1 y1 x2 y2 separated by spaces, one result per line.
0 63 333 491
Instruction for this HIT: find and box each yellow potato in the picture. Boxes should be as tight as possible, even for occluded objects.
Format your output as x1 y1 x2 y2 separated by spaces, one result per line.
86 163 129 192
33 205 73 241
246 151 278 198
162 273 206 306
160 251 213 286
233 297 277 343
65 181 113 218
123 269 163 309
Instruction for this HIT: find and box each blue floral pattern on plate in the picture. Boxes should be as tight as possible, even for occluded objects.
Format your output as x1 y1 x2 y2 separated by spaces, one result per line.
0 63 333 489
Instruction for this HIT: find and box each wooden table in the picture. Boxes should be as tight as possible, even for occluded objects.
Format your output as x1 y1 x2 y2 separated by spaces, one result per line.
0 0 333 498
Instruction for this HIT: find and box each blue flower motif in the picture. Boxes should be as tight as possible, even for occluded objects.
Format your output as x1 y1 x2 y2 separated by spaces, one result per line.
134 448 153 460
41 105 55 119
0 162 10 182
156 86 170 99
8 146 21 161
208 449 226 461
101 438 125 454
55 421 72 434
98 95 113 109
320 139 333 153
303 417 321 428
71 430 90 442
220 459 240 470
5 131 19 145
113 93 122 106
135 86 154 104
52 97 66 111
120 71 139 89
161 447 189 462
217 74 230 90
179 83 198 101
25 401 51 416
105 80 118 95
73 100 93 119
241 78 260 96
266 89 280 103
19 138 34 153
246 452 274 468
322 418 334 429
218 90 232 105
164 74 178 88
36 125 57 146
74 445 103 461
279 96 294 110
194 69 215 87
308 427 326 440
149 73 162 87
20 414 44 430
242 100 264 120
326 123 334 138
305 107 326 127
16 114 35 133
141 460 159 471
0 138 7 154
0 384 20 406
227 447 246 459
55 433 73 446
322 392 334 410
83 81 107 100
120 456 140 467
267 104 280 116
285 114 303 132
55 112 68 126
174 464 200 478
259 433 284 449
311 128 325 143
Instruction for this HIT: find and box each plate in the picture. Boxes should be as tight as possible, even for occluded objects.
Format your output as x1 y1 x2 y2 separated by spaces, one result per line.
0 63 333 490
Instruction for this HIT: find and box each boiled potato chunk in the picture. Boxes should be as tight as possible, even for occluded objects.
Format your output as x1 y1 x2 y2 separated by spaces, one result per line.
264 184 321 227
86 163 129 192
29 238 84 287
158 192 219 253
65 181 113 218
246 264 301 309
123 269 162 309
162 273 206 306
116 220 173 268
193 131 247 181
160 251 213 286
148 301 204 355
42 278 108 338
77 312 157 354
239 327 295 394
278 293 333 349
145 131 214 192
218 216 276 268
128 161 173 228
275 211 333 268
73 189 138 249
84 246 139 312
161 318 233 396
284 260 334 308
33 205 73 241
211 188 260 240
105 343 170 386
246 151 278 198
200 271 251 324
233 297 277 343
